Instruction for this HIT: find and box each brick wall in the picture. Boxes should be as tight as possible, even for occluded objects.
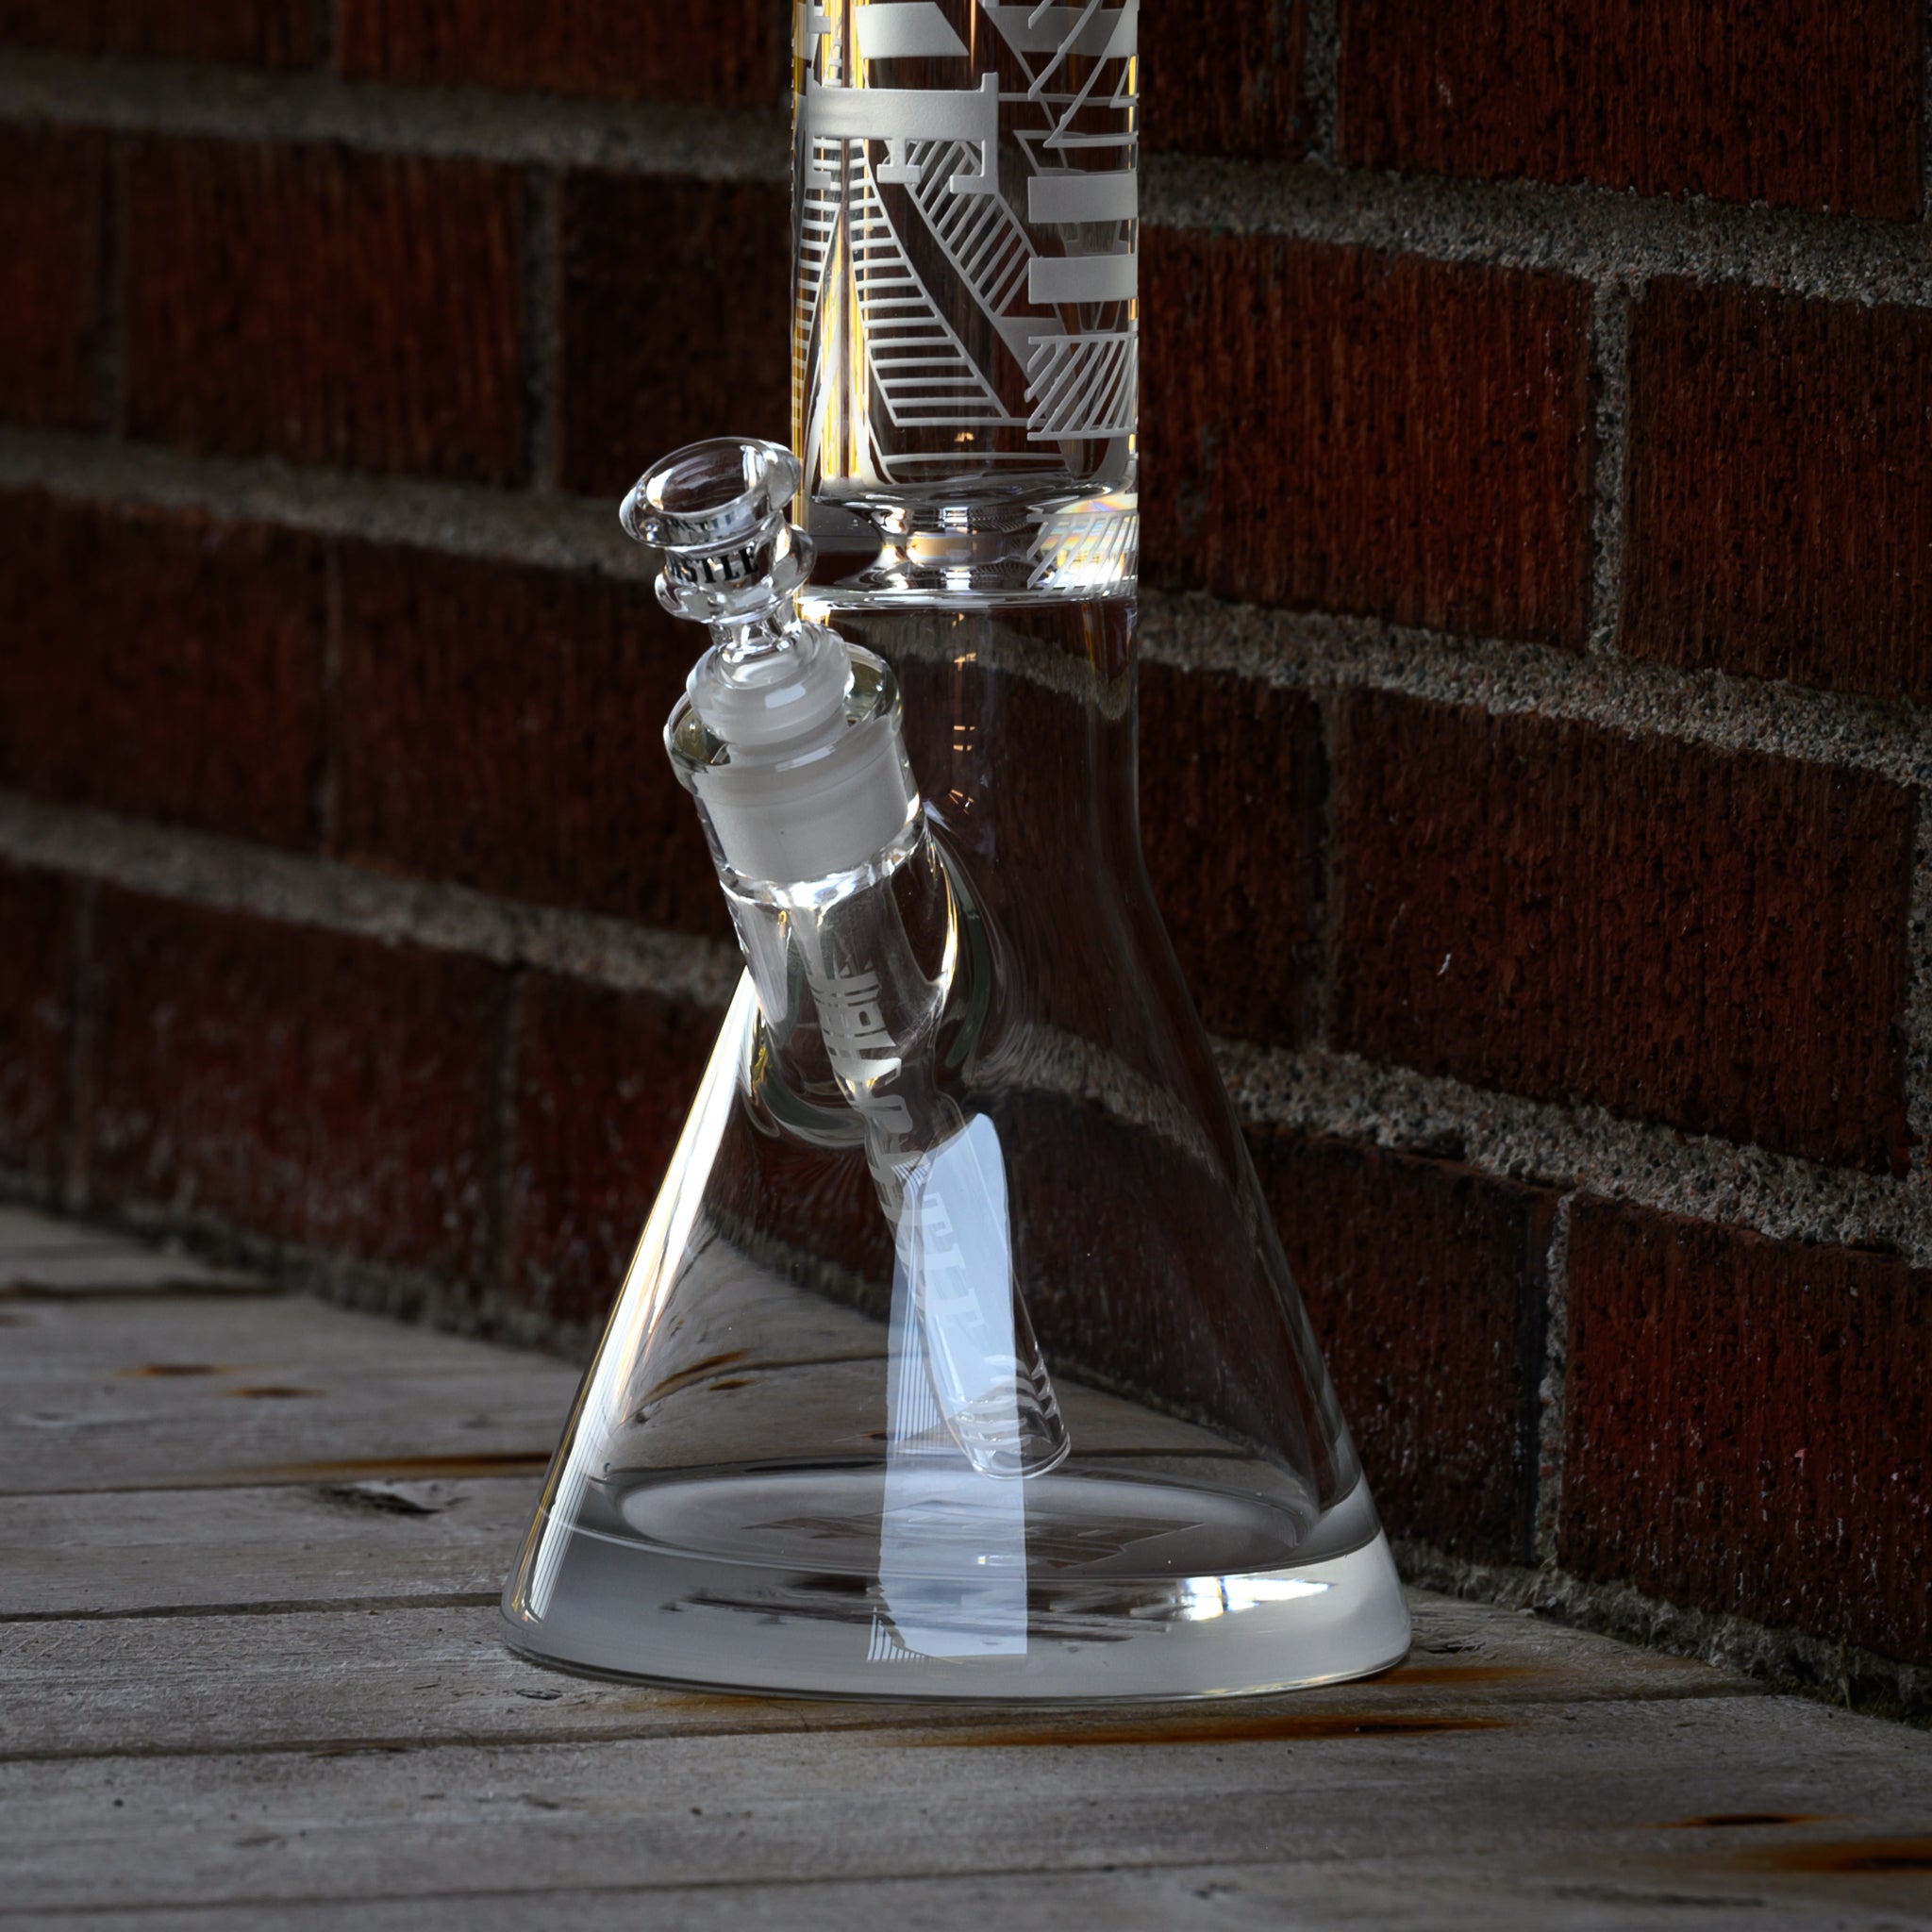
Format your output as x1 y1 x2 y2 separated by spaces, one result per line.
2 4 1927 1714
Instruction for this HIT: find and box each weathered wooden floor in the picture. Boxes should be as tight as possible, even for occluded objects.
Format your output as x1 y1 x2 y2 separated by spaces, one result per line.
2 1204 1928 1930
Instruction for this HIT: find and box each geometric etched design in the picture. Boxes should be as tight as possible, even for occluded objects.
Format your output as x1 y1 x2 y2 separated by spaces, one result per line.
848 163 1010 432
854 2 970 59
1026 498 1140 590
909 139 1036 328
795 0 1139 516
1025 330 1137 441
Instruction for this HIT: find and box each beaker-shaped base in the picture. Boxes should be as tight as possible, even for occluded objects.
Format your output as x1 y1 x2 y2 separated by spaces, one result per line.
505 1467 1406 1701
503 971 1411 1701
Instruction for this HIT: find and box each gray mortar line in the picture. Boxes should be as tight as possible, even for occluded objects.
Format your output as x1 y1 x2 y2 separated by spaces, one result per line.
1145 148 1932 308
48 674 1914 1271
1584 280 1630 654
1298 0 1339 167
1532 1192 1574 1568
1217 1036 1932 1265
9 48 1932 304
0 791 744 1010
1391 1537 1932 1724
0 49 791 181
0 427 1123 697
0 787 1258 1181
0 425 651 579
1140 585 1932 792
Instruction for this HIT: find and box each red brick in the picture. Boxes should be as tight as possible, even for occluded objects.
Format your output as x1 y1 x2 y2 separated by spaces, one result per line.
1338 0 1922 219
87 892 506 1275
1624 280 1932 704
1252 1131 1555 1563
335 545 728 936
1564 1199 1932 1664
1139 661 1323 1045
0 492 325 845
508 974 726 1327
0 129 101 429
891 608 1190 1044
337 0 783 106
1142 0 1305 158
556 172 788 500
1142 235 1592 648
0 0 311 63
124 141 525 482
911 1086 1348 1501
0 863 72 1181
1333 691 1914 1174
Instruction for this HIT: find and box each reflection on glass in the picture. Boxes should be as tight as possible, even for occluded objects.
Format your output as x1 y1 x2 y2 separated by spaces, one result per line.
878 1119 1029 1658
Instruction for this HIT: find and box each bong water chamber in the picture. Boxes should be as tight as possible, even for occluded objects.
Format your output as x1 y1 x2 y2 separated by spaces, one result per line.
502 0 1411 1699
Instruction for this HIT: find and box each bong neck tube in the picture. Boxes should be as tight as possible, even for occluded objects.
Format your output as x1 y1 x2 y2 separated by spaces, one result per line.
792 0 1139 602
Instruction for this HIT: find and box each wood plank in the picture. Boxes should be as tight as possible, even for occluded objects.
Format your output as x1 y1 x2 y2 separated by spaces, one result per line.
0 1294 557 1381
0 1479 544 1616
5 1853 1926 1932
0 1594 1760 1763
0 1697 1924 1917
0 1250 270 1296
0 1296 582 1495
0 1206 268 1295
0 1206 139 1254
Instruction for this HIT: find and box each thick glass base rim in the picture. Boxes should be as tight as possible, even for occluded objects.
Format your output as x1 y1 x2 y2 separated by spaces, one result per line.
498 1624 1414 1708
500 1526 1412 1706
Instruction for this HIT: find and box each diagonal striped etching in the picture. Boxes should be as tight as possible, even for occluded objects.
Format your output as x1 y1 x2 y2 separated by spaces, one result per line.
908 138 1040 363
1025 498 1139 590
1025 329 1138 441
847 161 1011 436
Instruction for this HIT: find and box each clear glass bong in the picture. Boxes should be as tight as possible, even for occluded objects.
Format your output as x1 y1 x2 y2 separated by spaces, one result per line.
503 0 1411 1698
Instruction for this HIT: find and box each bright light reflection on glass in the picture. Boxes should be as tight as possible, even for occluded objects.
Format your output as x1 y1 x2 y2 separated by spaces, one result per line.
1174 1575 1332 1622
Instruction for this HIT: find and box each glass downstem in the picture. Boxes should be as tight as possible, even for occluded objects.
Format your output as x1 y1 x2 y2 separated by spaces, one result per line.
792 896 1068 1481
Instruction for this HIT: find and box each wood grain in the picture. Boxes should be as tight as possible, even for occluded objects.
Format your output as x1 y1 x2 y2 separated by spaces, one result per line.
2 1701 1927 1919
0 1479 542 1615
0 1296 580 1495
0 1593 1758 1761
6 1214 1929 1928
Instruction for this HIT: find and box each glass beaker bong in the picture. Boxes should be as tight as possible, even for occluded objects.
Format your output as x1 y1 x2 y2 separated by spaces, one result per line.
503 0 1411 1698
